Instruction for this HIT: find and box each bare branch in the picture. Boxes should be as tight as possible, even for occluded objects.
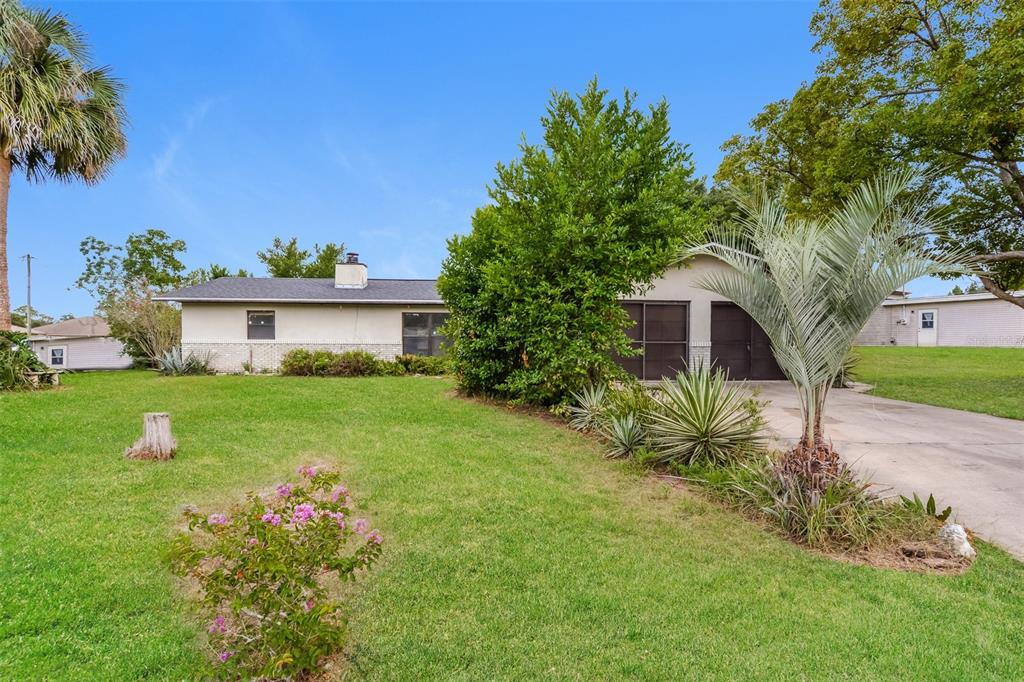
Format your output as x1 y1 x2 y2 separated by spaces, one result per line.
978 274 1024 310
976 251 1024 263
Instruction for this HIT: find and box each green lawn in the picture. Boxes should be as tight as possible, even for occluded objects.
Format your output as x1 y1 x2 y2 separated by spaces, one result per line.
854 346 1024 420
2 372 1023 679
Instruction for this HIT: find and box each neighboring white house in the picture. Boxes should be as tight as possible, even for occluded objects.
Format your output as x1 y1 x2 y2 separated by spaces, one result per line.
158 253 787 379
856 291 1024 347
30 316 133 370
156 253 449 374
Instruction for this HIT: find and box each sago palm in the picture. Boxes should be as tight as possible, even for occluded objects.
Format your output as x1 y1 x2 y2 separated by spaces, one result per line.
0 1 127 329
689 169 970 476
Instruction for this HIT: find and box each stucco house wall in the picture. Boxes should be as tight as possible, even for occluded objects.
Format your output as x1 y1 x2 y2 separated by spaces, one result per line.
624 255 732 367
857 295 1024 347
182 302 448 372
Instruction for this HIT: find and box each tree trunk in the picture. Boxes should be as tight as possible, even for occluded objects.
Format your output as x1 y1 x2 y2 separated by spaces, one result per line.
0 154 11 331
125 412 177 461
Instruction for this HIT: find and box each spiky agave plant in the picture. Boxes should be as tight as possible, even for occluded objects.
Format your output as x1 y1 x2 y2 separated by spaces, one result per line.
567 382 607 431
647 365 765 466
689 169 970 479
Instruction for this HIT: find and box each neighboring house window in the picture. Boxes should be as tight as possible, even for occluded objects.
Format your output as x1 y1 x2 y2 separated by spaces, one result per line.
247 311 276 340
50 347 65 367
402 312 449 356
920 312 935 329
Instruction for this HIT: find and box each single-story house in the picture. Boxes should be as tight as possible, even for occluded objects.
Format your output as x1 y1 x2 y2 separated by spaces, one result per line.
155 253 449 374
856 290 1024 347
30 316 133 370
157 252 786 379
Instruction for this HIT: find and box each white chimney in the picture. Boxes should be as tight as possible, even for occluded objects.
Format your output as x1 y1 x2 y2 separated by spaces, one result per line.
334 252 368 289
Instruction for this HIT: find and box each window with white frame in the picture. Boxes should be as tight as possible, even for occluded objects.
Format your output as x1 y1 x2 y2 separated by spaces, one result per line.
50 347 65 366
920 311 935 329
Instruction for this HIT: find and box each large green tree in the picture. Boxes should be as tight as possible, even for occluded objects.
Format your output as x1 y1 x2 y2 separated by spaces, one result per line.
256 237 345 278
438 80 707 404
0 1 127 329
718 0 1024 307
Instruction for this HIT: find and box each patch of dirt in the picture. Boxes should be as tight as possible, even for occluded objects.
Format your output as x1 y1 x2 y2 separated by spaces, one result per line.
821 540 972 575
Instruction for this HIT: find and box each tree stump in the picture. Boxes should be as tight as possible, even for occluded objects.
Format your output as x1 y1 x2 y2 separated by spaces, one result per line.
125 412 177 461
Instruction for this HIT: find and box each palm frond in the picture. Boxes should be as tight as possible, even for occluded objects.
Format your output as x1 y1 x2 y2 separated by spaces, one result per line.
688 170 972 445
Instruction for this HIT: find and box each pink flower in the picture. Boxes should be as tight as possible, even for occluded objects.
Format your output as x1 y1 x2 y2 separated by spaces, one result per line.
330 485 348 503
367 530 384 545
304 599 315 612
208 616 227 634
326 511 345 529
207 514 228 526
354 518 369 535
246 537 258 547
261 510 282 526
276 483 293 498
297 465 319 478
218 651 233 663
291 502 317 525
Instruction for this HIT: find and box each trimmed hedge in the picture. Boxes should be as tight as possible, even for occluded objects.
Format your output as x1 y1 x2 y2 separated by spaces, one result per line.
279 349 447 377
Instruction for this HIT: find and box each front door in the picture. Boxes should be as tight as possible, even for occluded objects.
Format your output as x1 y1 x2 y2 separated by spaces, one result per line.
918 309 937 346
710 303 786 380
710 303 750 378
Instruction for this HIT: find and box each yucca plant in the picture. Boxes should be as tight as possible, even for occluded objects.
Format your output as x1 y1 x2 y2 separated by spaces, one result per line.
567 383 607 431
689 169 970 479
602 412 646 459
646 365 765 467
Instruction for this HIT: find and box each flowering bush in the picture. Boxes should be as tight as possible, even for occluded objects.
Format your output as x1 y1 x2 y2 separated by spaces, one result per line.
171 466 383 678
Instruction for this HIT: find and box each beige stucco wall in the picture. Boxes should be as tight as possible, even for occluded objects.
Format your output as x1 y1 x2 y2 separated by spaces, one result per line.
858 298 1024 347
181 302 447 372
622 256 734 365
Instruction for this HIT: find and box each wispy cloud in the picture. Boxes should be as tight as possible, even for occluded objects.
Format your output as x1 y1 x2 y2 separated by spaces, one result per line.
152 98 218 181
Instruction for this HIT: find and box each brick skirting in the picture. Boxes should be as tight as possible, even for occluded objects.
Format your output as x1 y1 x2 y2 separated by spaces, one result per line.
183 342 403 373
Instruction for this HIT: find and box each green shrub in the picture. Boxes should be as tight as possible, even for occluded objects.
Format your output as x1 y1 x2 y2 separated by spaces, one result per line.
0 331 47 390
436 80 707 405
394 354 447 375
376 360 407 376
646 367 765 467
280 349 382 377
171 466 383 678
329 350 380 376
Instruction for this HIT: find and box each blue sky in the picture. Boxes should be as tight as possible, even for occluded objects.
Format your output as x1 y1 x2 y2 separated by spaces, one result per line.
11 1 960 318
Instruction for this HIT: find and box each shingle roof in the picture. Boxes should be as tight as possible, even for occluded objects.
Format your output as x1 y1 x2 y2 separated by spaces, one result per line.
32 316 111 338
154 278 443 304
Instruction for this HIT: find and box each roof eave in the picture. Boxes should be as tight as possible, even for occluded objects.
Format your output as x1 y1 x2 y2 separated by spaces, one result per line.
154 296 445 305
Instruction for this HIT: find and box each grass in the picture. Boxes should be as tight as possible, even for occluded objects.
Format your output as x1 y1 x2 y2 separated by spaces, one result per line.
853 346 1024 420
1 371 1023 679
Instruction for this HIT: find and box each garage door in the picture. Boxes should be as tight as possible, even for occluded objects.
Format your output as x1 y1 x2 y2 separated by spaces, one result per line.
710 303 786 380
618 302 688 380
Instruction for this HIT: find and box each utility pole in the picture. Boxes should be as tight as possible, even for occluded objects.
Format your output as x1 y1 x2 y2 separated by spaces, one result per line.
21 253 34 335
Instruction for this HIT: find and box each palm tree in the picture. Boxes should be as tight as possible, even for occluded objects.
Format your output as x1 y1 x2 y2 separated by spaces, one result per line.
0 2 127 329
690 169 970 477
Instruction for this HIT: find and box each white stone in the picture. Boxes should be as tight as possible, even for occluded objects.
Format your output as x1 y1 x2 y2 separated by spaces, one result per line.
938 522 976 559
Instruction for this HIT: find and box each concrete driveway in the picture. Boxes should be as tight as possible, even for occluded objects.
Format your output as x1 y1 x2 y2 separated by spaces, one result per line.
749 382 1024 559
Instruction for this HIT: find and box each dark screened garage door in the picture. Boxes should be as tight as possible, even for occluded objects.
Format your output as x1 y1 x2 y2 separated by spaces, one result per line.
619 302 688 380
710 303 786 380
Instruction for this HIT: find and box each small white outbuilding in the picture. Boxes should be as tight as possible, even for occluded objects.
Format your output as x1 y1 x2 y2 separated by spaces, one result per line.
30 316 133 370
856 291 1024 347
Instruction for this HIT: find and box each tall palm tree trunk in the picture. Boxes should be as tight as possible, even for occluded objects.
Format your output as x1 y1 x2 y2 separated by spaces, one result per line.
0 153 10 331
